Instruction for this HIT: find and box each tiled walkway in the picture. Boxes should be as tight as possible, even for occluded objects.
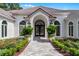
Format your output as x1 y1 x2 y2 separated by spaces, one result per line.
19 37 63 56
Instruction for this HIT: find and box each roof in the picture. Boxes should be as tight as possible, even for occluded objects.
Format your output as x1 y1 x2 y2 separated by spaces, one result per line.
9 6 70 16
0 8 15 21
0 6 79 21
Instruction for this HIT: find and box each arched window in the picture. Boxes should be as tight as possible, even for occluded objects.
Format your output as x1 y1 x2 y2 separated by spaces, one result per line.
19 21 26 35
2 21 7 37
54 21 60 36
69 22 73 36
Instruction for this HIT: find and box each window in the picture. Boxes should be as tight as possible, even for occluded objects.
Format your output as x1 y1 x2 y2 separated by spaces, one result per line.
69 22 73 36
19 21 26 35
54 21 60 36
2 21 7 37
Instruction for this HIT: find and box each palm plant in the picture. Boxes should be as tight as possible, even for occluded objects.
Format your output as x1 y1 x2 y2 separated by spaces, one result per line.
47 24 56 38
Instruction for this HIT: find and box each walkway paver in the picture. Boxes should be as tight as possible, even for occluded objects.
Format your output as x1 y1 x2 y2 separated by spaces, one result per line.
19 38 63 56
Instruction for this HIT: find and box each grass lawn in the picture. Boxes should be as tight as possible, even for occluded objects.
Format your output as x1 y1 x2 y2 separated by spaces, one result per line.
52 38 79 56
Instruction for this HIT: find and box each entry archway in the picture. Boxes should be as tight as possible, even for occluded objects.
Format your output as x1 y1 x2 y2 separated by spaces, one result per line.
35 20 45 37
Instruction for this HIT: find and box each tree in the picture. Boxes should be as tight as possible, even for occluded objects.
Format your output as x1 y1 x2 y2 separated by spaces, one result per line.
0 3 7 10
0 3 22 10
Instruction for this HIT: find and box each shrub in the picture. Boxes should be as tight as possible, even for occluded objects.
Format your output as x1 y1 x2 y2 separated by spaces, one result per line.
8 48 16 55
16 42 24 52
0 38 18 49
53 40 60 46
63 41 74 48
63 46 69 52
16 38 28 52
47 24 56 37
53 40 65 49
71 42 79 49
0 48 16 56
52 39 79 56
0 40 5 48
0 37 28 56
21 25 33 36
74 50 79 56
69 48 76 55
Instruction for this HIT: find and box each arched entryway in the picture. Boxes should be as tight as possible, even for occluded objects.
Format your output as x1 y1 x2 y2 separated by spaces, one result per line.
35 20 45 37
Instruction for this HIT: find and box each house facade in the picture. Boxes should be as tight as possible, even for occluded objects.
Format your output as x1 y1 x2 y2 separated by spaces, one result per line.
0 6 79 39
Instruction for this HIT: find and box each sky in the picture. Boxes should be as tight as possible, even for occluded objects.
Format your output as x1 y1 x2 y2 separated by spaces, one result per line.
20 3 79 10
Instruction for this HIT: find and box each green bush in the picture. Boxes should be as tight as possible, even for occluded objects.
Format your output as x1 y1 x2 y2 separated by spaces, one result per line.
53 40 65 49
71 42 79 49
74 50 79 56
0 48 16 56
0 38 28 56
63 41 74 48
63 46 69 52
69 48 76 55
53 40 60 46
47 24 56 37
16 39 28 52
0 38 17 49
52 39 79 56
21 25 33 36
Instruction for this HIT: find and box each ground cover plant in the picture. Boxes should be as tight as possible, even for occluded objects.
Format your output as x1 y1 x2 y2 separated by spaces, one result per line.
52 38 79 56
0 37 29 56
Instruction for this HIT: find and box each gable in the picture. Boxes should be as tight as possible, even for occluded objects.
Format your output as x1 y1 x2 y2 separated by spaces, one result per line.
27 8 54 18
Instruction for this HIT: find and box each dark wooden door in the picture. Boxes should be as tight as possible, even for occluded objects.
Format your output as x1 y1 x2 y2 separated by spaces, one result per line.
35 20 45 37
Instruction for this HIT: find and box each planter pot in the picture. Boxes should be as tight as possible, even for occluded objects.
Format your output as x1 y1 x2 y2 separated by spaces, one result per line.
48 34 55 42
49 37 55 42
25 35 30 38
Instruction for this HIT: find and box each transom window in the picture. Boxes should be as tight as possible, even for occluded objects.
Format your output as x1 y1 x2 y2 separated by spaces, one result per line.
19 21 26 35
54 21 60 36
2 21 7 37
69 22 73 36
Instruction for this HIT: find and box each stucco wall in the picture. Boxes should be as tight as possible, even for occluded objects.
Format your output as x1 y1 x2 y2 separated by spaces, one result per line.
0 16 15 39
14 15 28 37
29 11 50 39
64 14 79 38
0 11 78 39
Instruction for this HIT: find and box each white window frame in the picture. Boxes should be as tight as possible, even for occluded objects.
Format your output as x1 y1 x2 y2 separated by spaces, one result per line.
2 21 7 37
68 22 73 37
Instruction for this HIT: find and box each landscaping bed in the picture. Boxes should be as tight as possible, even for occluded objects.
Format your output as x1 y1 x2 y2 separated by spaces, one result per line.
0 37 29 56
52 38 79 56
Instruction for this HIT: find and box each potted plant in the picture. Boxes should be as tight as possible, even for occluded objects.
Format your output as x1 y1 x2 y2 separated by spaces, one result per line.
47 24 56 40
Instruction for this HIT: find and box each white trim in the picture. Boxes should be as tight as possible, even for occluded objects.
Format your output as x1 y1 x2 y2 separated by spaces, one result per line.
30 12 49 39
54 20 61 37
68 21 74 38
